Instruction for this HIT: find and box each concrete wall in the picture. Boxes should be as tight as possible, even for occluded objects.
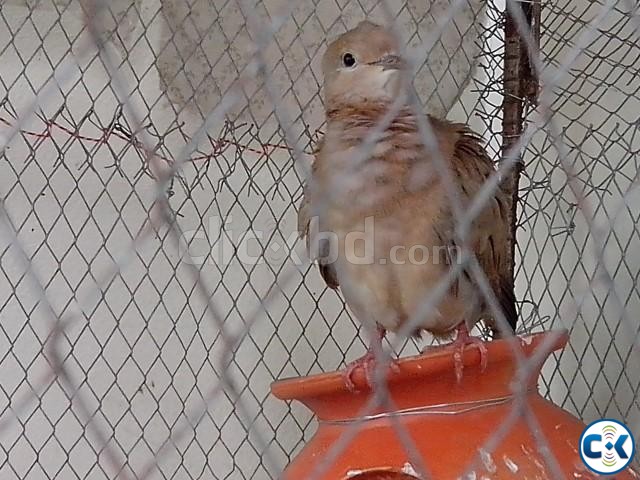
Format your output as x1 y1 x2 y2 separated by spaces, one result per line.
518 0 640 437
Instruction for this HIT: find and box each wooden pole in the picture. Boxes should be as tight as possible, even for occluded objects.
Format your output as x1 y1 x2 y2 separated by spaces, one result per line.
501 0 541 290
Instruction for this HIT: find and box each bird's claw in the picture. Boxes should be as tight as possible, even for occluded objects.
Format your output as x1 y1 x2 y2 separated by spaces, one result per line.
342 351 400 392
452 333 488 383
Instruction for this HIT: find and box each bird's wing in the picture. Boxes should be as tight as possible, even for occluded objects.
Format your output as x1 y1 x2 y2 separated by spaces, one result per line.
434 120 517 334
297 154 340 290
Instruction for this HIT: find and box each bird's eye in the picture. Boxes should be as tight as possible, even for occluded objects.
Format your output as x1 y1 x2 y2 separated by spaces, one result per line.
342 53 356 68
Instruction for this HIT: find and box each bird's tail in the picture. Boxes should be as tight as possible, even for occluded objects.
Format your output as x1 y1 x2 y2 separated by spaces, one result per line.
492 279 518 339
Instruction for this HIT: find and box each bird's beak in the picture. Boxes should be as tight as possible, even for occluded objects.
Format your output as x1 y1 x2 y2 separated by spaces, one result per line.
368 54 405 71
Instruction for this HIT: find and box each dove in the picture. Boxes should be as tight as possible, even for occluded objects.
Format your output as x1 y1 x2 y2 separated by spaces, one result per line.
298 20 517 390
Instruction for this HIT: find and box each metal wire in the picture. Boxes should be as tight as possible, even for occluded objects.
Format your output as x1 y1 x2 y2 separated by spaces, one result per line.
0 0 638 479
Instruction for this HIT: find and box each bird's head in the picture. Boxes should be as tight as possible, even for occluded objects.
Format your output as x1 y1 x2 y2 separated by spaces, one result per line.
322 21 406 109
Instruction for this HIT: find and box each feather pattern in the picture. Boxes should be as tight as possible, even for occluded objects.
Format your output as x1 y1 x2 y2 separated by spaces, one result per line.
298 20 516 350
298 102 517 337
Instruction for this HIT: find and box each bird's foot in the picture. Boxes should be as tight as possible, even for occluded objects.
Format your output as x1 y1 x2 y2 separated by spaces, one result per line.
342 350 400 392
451 324 488 383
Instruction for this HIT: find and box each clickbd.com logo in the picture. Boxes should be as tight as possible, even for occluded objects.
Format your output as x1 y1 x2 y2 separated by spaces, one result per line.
579 419 635 475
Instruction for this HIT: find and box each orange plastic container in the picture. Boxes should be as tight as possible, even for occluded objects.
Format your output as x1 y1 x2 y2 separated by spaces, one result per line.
271 331 639 479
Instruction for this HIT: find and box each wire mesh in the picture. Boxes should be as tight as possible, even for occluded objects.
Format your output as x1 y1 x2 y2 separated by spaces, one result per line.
0 0 638 479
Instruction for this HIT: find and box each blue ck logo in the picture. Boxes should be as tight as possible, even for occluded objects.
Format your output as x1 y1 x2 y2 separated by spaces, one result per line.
580 419 635 475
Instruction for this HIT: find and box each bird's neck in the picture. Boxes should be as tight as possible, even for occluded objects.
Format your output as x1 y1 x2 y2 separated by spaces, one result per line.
325 101 416 129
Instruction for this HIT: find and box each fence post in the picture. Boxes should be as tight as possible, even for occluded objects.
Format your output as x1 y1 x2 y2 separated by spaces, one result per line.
501 0 541 295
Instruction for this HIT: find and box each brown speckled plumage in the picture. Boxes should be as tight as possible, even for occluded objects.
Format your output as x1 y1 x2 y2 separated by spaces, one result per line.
298 21 516 353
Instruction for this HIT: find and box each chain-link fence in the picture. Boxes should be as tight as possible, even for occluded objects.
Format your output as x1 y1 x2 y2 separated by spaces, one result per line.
0 0 639 479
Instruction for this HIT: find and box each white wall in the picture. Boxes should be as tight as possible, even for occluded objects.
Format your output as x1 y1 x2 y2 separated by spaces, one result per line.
518 0 640 438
